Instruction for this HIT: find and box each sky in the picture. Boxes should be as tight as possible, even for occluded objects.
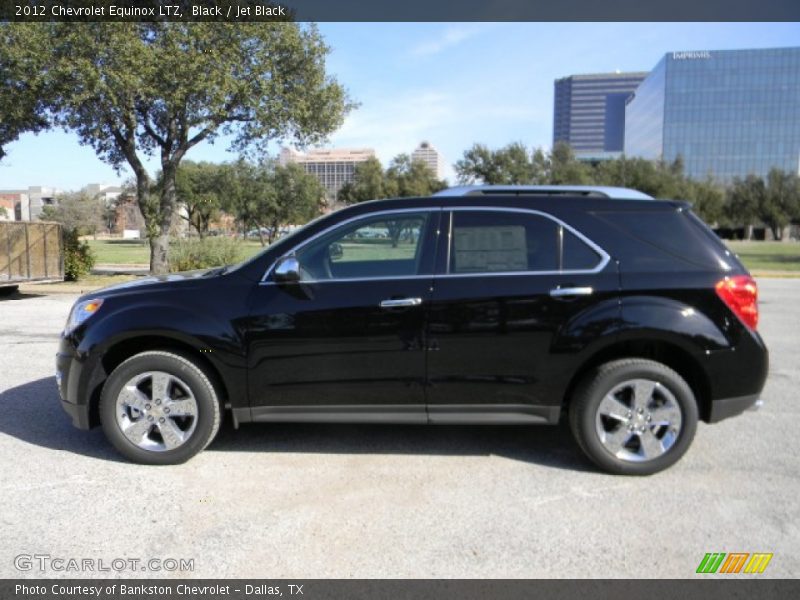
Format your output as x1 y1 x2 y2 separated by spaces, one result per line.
1 22 798 191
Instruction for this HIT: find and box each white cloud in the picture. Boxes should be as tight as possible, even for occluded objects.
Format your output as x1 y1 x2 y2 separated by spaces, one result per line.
409 24 489 58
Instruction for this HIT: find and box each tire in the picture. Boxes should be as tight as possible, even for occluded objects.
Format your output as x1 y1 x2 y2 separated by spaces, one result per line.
99 351 222 465
569 359 698 476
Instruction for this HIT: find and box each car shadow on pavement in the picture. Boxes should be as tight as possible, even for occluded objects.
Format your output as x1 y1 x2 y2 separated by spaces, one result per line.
211 418 594 472
1 377 593 471
0 376 125 463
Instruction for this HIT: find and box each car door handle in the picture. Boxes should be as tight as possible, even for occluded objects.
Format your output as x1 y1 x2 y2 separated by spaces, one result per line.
379 297 423 308
549 287 594 298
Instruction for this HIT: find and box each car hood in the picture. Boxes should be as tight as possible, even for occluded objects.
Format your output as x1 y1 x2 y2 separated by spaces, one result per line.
86 268 220 298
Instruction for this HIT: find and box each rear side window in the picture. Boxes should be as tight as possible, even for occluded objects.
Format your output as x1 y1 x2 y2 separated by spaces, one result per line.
563 229 601 270
449 210 603 274
595 209 731 270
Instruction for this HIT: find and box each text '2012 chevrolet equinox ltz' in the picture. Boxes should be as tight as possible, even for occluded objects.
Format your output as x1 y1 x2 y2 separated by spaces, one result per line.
56 186 768 474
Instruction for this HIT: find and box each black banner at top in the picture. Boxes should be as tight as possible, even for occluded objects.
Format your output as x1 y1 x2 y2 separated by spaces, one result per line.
2 0 800 22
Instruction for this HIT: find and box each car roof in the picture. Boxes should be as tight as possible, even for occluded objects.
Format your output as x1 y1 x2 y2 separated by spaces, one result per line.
433 185 654 200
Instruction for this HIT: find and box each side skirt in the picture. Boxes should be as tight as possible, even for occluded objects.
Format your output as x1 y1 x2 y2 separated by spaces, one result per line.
239 404 560 425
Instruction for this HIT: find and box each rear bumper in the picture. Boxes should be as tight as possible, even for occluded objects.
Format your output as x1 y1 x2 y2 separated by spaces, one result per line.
708 393 762 423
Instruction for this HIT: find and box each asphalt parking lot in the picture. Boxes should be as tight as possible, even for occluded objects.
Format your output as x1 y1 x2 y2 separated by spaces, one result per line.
0 279 798 579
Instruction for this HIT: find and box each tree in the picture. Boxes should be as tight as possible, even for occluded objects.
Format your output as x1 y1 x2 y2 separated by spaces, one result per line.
384 154 447 198
170 161 226 238
263 163 325 243
728 175 765 240
455 142 543 185
686 177 725 225
337 157 386 204
548 142 593 184
1 22 353 273
762 168 800 241
0 24 52 162
224 159 324 245
39 190 107 238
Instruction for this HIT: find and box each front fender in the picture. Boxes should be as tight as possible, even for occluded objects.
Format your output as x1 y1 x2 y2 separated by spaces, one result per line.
70 302 247 410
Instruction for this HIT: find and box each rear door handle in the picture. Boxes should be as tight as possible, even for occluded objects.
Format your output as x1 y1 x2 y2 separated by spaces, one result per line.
380 297 423 308
549 287 593 298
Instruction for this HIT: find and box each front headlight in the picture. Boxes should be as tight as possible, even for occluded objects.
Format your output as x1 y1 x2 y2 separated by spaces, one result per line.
64 298 104 334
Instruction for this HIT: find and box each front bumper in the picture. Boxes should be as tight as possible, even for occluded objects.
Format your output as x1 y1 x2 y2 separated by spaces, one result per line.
55 335 94 430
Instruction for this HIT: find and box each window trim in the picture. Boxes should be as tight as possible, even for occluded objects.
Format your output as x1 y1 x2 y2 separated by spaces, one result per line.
441 207 610 277
260 207 440 284
260 205 611 284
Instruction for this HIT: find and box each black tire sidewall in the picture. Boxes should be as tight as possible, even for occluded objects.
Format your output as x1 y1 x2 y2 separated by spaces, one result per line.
572 360 699 476
100 352 219 465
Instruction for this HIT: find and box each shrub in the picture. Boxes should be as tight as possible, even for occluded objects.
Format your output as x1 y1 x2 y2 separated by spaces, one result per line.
63 229 96 281
169 236 243 272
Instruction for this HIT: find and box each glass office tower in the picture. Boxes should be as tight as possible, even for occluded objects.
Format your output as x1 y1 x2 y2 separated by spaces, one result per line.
553 72 648 159
625 47 800 183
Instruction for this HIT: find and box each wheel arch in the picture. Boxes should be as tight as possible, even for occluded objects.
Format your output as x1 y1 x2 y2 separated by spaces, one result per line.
86 335 231 429
563 337 713 423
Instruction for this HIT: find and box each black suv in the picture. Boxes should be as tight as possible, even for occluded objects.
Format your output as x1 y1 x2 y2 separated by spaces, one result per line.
56 186 768 474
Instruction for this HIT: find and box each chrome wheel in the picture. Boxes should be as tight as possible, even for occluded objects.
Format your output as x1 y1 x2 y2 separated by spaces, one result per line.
595 378 682 463
115 371 198 452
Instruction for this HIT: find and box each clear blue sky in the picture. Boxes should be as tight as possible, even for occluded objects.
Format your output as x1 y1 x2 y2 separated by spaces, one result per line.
1 22 798 190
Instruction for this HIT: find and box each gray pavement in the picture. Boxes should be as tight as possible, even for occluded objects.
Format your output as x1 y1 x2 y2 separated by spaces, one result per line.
0 279 797 578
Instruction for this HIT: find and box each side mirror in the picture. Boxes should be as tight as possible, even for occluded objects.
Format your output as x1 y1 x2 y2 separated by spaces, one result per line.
273 256 301 284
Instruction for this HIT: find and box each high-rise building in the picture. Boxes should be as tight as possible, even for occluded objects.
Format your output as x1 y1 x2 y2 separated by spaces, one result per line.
553 72 648 159
411 141 444 179
279 147 376 206
625 47 800 183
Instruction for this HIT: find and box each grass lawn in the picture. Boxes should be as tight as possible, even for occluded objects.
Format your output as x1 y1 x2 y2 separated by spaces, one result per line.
87 239 266 265
726 241 800 272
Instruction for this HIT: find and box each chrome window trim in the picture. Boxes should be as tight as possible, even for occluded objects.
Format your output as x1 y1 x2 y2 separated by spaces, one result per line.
260 205 611 284
260 207 439 283
446 206 610 275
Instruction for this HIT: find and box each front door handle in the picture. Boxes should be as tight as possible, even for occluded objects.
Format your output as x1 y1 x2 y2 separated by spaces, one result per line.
379 297 423 308
549 287 593 298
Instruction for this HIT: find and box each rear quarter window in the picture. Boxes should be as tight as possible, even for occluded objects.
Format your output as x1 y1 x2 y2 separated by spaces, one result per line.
594 208 730 270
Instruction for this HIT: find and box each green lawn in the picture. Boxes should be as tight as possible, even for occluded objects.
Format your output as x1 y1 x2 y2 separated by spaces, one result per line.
87 238 266 265
726 241 800 272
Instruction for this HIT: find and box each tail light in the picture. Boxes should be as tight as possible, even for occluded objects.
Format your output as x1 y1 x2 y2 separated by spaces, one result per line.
715 275 758 330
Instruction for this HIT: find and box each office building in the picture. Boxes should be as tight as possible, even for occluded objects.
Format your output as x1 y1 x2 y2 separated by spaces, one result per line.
279 147 376 205
411 141 444 179
625 47 800 182
553 71 648 159
0 186 62 221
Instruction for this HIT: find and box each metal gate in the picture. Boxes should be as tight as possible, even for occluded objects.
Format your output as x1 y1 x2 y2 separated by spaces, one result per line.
0 221 64 283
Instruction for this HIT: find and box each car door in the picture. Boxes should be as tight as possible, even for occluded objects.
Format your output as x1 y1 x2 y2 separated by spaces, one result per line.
425 207 619 423
246 209 440 423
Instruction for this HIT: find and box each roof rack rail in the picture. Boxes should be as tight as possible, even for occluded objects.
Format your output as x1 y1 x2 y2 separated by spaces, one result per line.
433 185 654 200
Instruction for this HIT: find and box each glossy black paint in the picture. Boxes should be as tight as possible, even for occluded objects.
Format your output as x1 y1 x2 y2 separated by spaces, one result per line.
56 194 768 431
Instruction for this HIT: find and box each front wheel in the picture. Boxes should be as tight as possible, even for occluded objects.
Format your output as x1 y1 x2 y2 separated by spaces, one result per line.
99 351 221 465
569 359 698 475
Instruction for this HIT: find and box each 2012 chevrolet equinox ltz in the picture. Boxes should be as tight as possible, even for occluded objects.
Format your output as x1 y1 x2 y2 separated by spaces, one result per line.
56 186 768 474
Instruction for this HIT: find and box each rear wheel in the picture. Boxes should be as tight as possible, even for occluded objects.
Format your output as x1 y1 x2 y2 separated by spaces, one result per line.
99 351 221 465
569 359 698 475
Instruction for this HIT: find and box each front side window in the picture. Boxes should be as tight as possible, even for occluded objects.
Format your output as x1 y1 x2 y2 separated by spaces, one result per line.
449 210 603 274
293 212 430 281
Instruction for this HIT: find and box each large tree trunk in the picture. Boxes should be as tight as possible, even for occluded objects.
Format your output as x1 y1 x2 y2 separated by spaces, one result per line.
781 225 792 242
744 224 754 241
150 162 179 274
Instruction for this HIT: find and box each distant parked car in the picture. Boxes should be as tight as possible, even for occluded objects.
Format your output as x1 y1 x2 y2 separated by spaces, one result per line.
56 186 767 474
